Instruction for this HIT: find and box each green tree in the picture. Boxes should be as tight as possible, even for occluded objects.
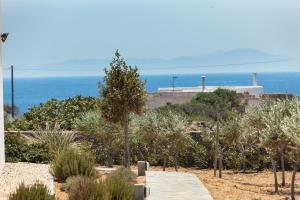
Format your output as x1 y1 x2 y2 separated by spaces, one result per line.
260 100 291 190
132 110 190 171
281 98 300 200
193 88 245 178
99 50 147 168
75 111 122 167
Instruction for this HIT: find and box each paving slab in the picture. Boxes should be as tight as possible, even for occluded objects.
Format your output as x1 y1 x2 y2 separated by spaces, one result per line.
146 171 213 200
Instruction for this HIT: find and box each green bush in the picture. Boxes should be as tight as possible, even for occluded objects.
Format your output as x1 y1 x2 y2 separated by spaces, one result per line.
67 169 135 200
105 168 135 200
22 95 98 130
51 148 95 181
179 142 209 168
61 176 79 192
9 183 54 200
5 134 51 163
68 176 107 200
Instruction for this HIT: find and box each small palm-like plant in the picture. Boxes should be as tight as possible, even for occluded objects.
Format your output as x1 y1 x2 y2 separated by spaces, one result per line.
34 124 76 156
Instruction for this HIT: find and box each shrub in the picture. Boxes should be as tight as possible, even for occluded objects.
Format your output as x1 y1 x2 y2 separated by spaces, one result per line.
108 168 137 184
68 176 107 200
51 148 95 181
9 183 54 200
5 134 51 163
22 95 98 130
61 176 79 192
74 111 123 167
179 142 209 168
105 168 135 200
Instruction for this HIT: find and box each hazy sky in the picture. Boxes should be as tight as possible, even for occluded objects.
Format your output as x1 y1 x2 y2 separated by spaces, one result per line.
2 0 300 74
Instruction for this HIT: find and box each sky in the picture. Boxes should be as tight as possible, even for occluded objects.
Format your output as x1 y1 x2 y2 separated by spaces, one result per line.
2 0 300 77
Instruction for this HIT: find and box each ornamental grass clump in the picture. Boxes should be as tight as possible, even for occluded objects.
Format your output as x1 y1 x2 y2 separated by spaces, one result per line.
9 183 54 200
34 124 76 156
51 148 95 181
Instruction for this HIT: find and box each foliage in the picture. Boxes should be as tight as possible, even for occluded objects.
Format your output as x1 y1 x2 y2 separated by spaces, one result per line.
21 95 98 130
132 110 191 170
4 104 19 116
61 176 79 192
178 141 209 168
51 148 95 181
192 88 245 120
68 176 107 200
105 168 135 200
74 111 122 167
9 183 54 200
34 125 76 156
99 50 147 167
99 50 147 123
156 102 217 123
4 111 14 130
5 134 51 163
280 98 300 200
67 168 135 200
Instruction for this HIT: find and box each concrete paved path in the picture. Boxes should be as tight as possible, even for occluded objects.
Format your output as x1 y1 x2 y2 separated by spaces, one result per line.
146 171 213 200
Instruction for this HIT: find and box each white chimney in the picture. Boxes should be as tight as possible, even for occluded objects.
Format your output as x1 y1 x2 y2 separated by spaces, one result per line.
201 75 206 92
252 73 257 86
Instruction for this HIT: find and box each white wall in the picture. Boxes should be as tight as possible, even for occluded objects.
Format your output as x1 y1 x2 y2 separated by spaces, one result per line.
0 0 5 172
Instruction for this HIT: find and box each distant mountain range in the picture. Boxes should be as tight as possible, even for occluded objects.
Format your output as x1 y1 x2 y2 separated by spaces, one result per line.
53 48 276 68
7 48 300 78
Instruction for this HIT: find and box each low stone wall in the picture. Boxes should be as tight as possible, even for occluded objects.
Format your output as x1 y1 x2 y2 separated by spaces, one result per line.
146 92 261 110
146 92 198 110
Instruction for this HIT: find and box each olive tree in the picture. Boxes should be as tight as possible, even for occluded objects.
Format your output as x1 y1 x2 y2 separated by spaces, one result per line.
132 110 190 171
260 100 292 189
281 98 300 200
192 88 246 177
74 111 122 167
99 50 147 168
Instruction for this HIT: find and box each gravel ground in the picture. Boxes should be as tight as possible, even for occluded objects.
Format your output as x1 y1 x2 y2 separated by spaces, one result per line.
0 162 54 200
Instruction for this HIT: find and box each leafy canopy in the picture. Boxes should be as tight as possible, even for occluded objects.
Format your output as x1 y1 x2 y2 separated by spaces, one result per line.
99 50 147 123
192 88 243 111
22 95 98 130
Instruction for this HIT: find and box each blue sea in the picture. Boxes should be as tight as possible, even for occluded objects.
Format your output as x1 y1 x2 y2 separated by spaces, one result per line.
3 72 300 114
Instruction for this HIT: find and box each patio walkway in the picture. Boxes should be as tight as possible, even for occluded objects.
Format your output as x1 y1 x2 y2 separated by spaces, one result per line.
146 171 213 200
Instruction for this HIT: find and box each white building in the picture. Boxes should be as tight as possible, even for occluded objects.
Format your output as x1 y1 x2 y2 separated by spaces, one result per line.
157 73 263 98
146 73 263 109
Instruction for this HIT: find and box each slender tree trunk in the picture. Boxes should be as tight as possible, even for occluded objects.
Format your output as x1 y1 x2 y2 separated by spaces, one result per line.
280 147 286 187
218 153 223 178
213 153 217 177
163 157 167 171
174 154 178 172
107 151 113 168
214 112 221 177
271 159 279 193
124 114 130 168
291 166 297 200
242 154 246 172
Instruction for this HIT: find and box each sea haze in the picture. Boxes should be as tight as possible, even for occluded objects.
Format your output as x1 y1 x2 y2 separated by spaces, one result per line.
3 72 300 114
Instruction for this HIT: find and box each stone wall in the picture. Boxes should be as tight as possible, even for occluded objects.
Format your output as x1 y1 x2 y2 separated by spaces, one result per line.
146 92 198 110
146 92 261 110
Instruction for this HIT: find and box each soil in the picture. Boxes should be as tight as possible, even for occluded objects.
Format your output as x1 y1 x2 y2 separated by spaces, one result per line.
148 166 300 200
54 165 300 200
